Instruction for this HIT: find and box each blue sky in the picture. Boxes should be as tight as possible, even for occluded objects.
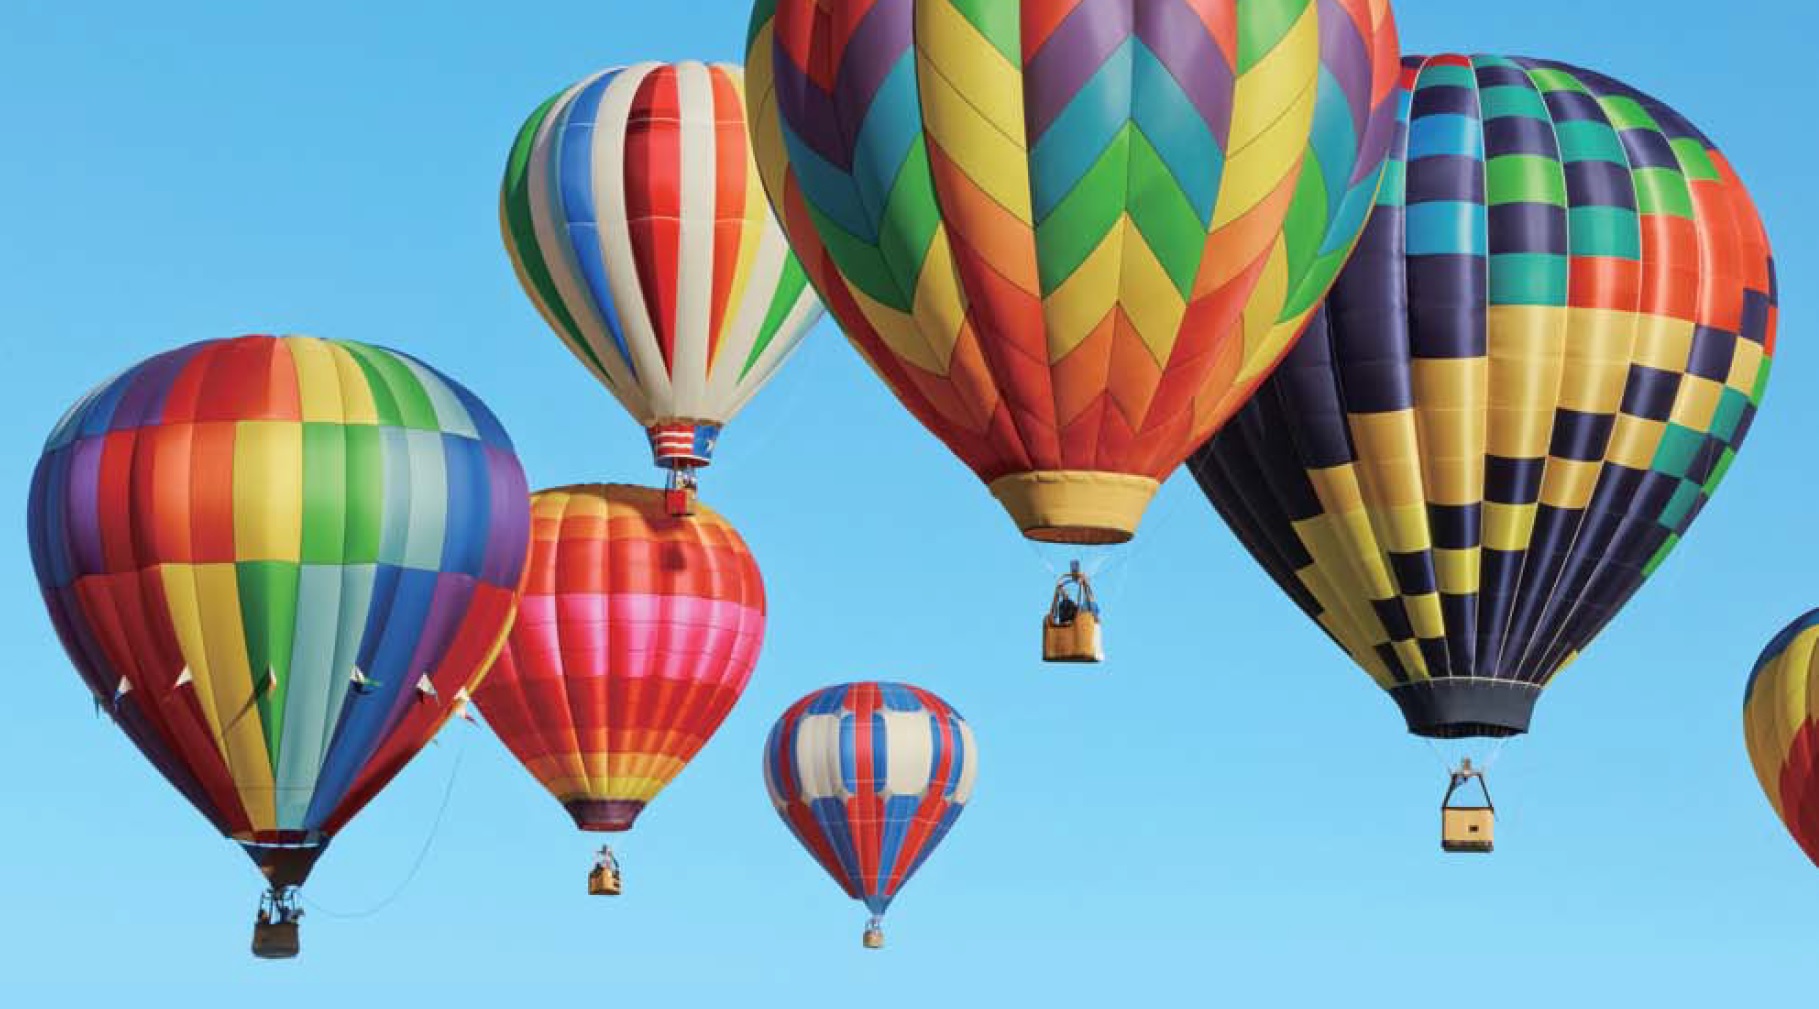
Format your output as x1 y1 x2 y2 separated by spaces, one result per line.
2 1 1814 1004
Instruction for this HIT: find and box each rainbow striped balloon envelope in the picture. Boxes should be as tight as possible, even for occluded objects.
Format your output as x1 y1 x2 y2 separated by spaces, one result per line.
26 335 531 887
763 682 976 946
501 61 824 479
1745 612 1819 866
748 0 1401 544
474 485 766 834
1192 55 1776 739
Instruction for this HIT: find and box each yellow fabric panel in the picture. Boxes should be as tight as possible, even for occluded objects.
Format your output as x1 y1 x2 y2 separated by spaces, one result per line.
845 276 945 375
1483 502 1537 552
1295 561 1398 691
1390 638 1429 679
1607 414 1666 470
1433 548 1481 596
1116 221 1188 365
1557 308 1637 414
908 232 968 370
325 341 380 425
913 5 1031 224
1727 338 1765 394
1306 464 1364 518
288 337 349 425
1668 374 1723 430
1538 457 1601 511
1348 411 1425 511
1406 592 1445 640
1630 314 1695 374
1375 503 1431 554
1234 239 1293 381
1294 514 1393 632
1214 7 1318 228
232 422 303 563
1748 630 1819 819
161 562 278 830
1486 305 1567 460
1044 222 1126 362
1413 358 1487 506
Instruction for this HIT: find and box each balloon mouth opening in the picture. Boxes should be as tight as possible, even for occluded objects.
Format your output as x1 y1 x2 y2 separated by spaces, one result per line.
567 799 645 832
988 470 1158 545
1390 680 1541 739
239 837 328 890
1022 525 1133 546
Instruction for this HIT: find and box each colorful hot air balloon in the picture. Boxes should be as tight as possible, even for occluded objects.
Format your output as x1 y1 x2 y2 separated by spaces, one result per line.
473 484 765 892
747 0 1400 545
763 682 976 949
26 335 531 957
501 61 824 512
1190 55 1775 838
1745 611 1819 866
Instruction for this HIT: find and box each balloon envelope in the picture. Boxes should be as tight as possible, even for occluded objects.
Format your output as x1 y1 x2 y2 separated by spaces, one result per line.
501 61 824 473
1745 611 1819 866
763 682 976 921
747 0 1400 543
474 484 766 830
1191 55 1776 738
26 335 532 882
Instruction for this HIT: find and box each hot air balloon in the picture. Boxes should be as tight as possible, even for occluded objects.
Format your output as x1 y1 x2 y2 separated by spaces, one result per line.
763 682 976 949
746 0 1399 547
501 60 825 516
1745 611 1819 866
1190 55 1776 848
26 335 531 957
473 484 765 893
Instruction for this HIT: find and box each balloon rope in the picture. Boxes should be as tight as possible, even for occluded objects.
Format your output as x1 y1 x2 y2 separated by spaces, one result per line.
296 729 468 920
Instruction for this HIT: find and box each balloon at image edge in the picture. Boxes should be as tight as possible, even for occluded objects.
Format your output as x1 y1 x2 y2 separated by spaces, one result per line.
25 334 533 956
1190 56 1776 755
764 682 976 949
746 0 1402 545
471 484 766 893
499 60 825 508
1744 612 1819 867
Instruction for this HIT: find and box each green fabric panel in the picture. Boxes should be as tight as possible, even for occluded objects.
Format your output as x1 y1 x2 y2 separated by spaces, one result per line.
1752 358 1773 403
500 92 611 385
1671 138 1721 181
1554 120 1629 165
1632 167 1695 219
1486 155 1566 206
300 423 348 565
1527 67 1591 94
237 560 301 767
1489 253 1569 306
1703 447 1738 493
1126 126 1209 299
1476 85 1550 122
1276 146 1330 300
948 0 1019 65
1038 125 1132 294
340 343 438 431
341 425 384 564
1567 206 1641 259
1236 0 1309 74
743 256 813 380
877 135 943 312
805 200 909 311
1600 95 1658 132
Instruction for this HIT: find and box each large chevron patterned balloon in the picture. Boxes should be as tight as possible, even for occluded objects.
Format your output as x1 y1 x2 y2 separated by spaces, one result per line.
748 0 1400 544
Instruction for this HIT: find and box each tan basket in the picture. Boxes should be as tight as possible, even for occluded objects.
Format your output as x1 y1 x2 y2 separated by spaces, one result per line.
1043 569 1105 663
862 928 884 950
1442 807 1495 853
588 865 622 896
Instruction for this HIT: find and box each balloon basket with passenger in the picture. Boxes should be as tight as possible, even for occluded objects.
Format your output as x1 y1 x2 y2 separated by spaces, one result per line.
1043 561 1105 664
1440 758 1495 854
587 844 623 896
252 887 304 960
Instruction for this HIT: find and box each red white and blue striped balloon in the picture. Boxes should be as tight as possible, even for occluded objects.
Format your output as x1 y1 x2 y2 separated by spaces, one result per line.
763 682 976 942
500 61 824 474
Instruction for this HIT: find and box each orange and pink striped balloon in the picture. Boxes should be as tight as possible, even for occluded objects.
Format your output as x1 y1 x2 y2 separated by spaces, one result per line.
473 485 765 834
